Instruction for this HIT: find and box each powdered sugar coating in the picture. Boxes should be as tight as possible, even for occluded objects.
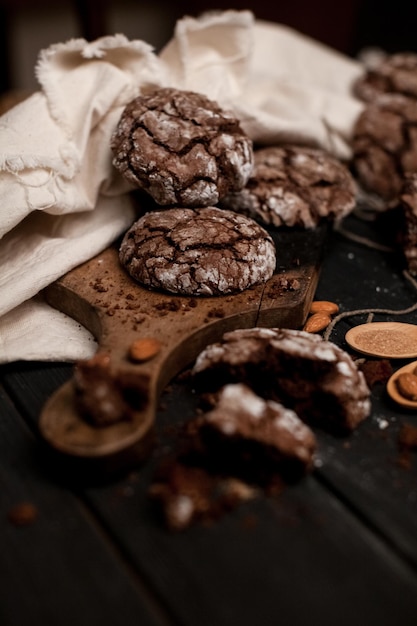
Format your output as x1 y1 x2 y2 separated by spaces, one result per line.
119 207 276 296
352 93 417 204
220 145 357 228
111 87 254 207
203 383 316 467
193 327 371 433
399 173 417 275
219 383 265 421
353 52 417 103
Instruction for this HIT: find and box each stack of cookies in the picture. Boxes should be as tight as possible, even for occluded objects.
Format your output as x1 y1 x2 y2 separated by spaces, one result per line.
111 87 275 297
110 86 358 298
351 52 417 274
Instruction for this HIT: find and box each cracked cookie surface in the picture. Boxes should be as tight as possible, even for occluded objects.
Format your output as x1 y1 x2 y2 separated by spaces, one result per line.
399 173 417 276
192 327 371 433
354 52 417 103
111 87 254 207
220 145 356 228
119 207 276 296
352 93 417 204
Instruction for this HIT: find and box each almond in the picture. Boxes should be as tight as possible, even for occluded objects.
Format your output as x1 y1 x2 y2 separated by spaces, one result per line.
129 337 162 362
396 372 417 401
303 312 332 333
309 300 339 316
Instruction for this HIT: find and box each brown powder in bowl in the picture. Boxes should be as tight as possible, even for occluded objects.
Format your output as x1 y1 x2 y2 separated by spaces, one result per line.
354 329 417 356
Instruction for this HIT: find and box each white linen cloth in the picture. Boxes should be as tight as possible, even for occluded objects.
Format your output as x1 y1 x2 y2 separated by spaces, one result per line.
0 9 364 364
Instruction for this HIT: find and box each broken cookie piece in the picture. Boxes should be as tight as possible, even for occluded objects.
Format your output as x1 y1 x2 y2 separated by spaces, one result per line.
193 383 317 483
73 353 147 426
149 383 315 530
149 461 257 531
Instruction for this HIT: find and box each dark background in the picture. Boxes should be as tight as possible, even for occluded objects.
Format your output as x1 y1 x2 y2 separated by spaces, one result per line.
1 0 417 95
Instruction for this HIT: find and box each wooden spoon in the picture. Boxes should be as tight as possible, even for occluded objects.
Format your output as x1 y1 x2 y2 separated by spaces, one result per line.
345 322 417 359
387 361 417 409
39 226 325 472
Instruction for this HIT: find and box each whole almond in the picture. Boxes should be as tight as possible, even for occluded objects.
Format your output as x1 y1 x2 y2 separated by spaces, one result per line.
396 372 417 401
309 300 339 316
129 338 161 362
303 312 332 333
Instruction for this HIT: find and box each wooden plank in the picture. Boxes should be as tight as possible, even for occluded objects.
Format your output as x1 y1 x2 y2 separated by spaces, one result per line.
0 381 170 626
4 213 417 625
74 379 417 626
312 211 417 569
4 363 417 626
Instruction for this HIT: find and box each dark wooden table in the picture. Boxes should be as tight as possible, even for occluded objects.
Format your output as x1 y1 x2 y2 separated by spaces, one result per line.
2 210 417 626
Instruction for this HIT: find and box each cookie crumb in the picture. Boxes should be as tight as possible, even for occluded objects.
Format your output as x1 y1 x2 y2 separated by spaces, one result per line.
358 358 393 387
7 502 38 527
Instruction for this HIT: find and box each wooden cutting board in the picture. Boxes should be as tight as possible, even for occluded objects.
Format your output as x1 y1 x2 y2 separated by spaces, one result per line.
39 225 327 473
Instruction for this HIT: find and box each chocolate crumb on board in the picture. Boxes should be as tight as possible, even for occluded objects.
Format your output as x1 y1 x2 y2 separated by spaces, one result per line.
91 278 109 293
111 87 254 207
154 299 181 313
264 276 301 299
132 314 147 325
207 307 226 318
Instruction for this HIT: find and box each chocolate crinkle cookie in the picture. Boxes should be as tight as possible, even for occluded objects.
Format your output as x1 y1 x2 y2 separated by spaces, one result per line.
220 145 357 229
192 327 371 434
398 173 417 275
193 383 317 482
110 87 253 207
352 93 417 205
119 207 276 296
353 52 417 103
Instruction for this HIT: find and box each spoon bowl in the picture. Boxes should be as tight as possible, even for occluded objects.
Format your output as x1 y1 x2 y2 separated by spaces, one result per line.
387 360 417 409
345 322 417 359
